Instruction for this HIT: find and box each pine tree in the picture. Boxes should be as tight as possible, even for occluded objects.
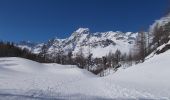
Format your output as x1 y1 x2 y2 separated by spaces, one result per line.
136 31 147 62
67 51 73 64
115 49 121 64
152 24 163 47
87 53 93 71
39 44 49 62
75 44 85 68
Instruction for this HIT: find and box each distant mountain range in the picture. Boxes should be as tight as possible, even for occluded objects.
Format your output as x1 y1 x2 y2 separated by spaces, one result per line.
16 28 138 58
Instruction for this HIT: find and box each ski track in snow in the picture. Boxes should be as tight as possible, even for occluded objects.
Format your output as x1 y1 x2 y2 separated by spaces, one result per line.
0 57 169 100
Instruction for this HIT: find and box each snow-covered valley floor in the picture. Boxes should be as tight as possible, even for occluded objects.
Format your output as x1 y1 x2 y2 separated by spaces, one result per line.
0 50 170 100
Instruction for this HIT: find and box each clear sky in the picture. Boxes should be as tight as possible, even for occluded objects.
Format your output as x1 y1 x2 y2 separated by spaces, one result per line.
0 0 169 42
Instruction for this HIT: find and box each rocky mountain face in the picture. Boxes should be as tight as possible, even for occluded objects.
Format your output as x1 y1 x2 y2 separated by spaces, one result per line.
17 28 138 58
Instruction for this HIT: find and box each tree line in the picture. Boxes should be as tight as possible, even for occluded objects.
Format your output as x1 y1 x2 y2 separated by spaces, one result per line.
40 43 134 76
0 41 52 63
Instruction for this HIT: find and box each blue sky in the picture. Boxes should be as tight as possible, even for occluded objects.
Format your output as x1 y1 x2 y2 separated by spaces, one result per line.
0 0 169 42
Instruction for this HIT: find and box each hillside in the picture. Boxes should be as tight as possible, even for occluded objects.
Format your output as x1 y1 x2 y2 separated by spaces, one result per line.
0 50 170 99
108 46 170 99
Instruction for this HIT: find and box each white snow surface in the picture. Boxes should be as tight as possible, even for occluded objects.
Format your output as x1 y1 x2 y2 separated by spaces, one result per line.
0 53 170 99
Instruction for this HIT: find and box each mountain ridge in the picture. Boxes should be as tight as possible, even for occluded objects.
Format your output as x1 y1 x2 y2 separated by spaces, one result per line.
17 28 138 58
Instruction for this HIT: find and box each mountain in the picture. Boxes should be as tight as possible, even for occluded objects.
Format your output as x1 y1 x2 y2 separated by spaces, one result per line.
17 28 138 58
16 41 44 54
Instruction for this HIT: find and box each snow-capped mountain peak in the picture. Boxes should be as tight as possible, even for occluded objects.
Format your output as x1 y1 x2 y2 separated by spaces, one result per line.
17 28 138 58
75 28 90 33
70 28 90 39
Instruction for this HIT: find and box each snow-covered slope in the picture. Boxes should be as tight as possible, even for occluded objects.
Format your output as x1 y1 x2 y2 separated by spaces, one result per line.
0 54 170 99
17 28 138 58
108 48 170 99
0 57 98 100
